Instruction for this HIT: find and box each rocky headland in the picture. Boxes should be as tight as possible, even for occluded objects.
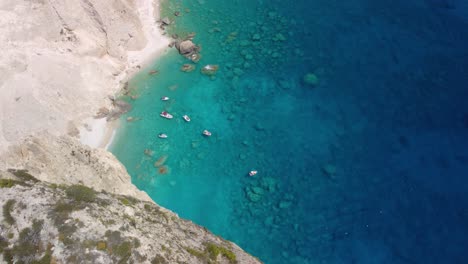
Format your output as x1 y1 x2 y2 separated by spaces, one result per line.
0 170 260 263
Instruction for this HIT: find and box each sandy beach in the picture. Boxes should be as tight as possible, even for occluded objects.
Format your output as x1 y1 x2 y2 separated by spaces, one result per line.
78 0 170 149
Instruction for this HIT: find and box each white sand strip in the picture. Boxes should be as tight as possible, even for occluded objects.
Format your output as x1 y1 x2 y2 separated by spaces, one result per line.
79 0 171 149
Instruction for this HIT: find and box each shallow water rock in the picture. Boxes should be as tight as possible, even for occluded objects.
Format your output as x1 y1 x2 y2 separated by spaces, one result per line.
154 155 168 167
252 186 265 195
158 165 170 174
180 64 196 72
177 40 197 55
201 64 219 75
247 191 262 203
190 53 202 62
260 177 277 192
161 17 171 25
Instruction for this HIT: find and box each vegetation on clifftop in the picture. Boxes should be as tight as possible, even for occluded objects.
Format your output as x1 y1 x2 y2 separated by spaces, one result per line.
0 169 256 264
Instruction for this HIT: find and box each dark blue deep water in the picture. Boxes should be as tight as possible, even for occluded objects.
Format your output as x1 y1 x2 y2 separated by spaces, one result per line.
111 0 468 263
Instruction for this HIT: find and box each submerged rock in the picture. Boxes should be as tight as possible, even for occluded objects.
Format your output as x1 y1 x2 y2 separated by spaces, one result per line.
201 64 219 75
180 64 196 72
126 116 141 122
303 73 319 86
190 53 202 62
158 165 170 174
154 155 168 167
161 17 171 25
247 191 262 203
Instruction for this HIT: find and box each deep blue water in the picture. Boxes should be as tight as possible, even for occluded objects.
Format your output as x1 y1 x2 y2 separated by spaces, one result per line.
110 0 468 263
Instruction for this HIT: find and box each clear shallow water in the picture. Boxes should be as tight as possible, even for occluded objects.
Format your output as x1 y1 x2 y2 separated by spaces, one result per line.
110 0 468 263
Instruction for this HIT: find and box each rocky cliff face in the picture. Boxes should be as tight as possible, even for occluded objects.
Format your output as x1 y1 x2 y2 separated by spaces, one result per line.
0 0 168 153
0 132 152 202
0 170 261 263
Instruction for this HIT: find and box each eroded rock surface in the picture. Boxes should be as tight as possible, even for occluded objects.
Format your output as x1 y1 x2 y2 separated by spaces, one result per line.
0 0 168 153
0 171 261 264
0 132 151 202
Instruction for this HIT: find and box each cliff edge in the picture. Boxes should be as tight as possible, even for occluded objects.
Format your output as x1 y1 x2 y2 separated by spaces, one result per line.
0 171 260 263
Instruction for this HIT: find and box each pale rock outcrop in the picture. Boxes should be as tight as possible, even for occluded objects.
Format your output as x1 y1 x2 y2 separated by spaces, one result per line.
0 132 151 202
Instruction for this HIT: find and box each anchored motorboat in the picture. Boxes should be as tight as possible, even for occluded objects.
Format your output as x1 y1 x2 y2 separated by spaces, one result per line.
202 130 212 137
160 111 173 119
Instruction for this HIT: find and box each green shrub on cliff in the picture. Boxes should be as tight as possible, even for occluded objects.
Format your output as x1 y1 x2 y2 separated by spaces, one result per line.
3 199 16 225
0 235 8 253
66 185 96 202
7 169 38 183
184 243 237 263
205 243 237 263
0 179 17 188
10 219 44 261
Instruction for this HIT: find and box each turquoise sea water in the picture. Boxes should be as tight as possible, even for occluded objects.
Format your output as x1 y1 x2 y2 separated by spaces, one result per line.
110 0 468 263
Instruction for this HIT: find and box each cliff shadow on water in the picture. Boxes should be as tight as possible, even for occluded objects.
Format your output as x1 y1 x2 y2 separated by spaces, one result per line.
111 0 468 263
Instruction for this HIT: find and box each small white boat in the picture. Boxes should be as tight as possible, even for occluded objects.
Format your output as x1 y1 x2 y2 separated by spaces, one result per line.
202 130 212 137
160 111 173 119
158 133 168 139
183 115 191 122
161 96 170 101
249 170 258 177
